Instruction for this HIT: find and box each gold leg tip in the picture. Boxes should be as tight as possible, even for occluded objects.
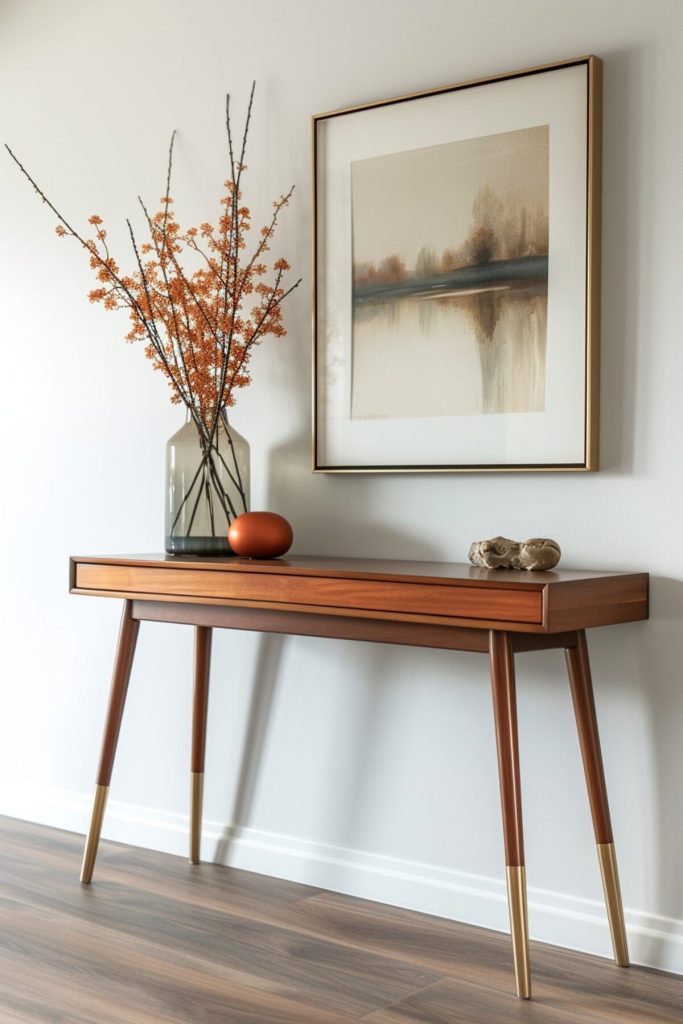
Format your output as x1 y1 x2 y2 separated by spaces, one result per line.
79 785 109 884
190 772 204 866
597 843 629 968
506 866 532 999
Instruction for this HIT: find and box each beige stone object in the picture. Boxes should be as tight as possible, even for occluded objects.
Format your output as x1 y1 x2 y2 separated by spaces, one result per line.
468 536 561 571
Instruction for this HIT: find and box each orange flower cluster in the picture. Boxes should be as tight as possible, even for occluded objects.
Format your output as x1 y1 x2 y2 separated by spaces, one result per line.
9 88 299 443
77 171 297 432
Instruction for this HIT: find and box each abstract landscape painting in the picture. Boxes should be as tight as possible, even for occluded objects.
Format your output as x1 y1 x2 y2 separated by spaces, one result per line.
351 125 549 420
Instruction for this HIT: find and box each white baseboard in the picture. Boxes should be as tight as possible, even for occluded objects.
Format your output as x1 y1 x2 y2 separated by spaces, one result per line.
3 782 681 976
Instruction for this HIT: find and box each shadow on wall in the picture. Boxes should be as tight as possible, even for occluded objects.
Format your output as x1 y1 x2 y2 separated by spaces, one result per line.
581 574 683 965
213 426 442 864
637 576 683 958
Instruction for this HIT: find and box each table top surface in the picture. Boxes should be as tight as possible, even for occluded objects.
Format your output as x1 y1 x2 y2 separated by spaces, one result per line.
70 553 646 589
70 554 649 636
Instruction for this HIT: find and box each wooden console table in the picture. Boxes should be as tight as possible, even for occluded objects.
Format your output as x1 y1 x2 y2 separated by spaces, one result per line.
70 554 649 1000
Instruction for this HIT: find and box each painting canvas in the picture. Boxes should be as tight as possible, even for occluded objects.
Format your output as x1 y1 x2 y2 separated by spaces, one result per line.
350 126 549 421
314 57 601 471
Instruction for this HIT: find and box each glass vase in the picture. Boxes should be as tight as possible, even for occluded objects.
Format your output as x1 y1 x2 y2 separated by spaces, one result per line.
165 410 250 555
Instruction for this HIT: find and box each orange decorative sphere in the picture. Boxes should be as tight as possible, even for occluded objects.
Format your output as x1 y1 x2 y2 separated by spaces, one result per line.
228 511 293 559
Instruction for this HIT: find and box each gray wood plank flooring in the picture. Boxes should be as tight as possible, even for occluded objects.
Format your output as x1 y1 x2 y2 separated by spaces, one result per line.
0 817 680 1023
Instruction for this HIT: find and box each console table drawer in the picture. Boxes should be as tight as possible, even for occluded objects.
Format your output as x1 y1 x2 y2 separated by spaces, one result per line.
74 563 543 625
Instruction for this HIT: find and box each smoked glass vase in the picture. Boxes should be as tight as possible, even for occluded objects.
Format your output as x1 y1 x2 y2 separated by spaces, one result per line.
165 411 250 556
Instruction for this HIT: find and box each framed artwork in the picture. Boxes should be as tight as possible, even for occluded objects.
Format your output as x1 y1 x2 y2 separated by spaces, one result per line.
312 56 602 472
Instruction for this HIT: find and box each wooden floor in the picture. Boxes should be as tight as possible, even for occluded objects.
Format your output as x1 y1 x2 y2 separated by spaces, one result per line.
0 818 680 1023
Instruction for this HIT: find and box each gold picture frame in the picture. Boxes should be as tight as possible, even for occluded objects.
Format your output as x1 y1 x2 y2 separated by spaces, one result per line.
312 56 602 473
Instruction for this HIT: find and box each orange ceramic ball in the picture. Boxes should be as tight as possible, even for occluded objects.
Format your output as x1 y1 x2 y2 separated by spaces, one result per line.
228 511 293 559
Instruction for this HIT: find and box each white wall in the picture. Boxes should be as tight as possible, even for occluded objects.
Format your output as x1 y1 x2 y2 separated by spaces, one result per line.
1 0 682 973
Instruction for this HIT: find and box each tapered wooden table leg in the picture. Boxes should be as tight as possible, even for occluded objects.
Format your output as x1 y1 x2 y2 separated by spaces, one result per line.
489 630 531 1000
566 630 629 967
81 600 140 883
190 626 212 864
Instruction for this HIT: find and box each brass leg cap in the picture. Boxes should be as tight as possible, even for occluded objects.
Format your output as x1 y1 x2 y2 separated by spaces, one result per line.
80 785 109 884
506 866 531 999
190 772 204 865
597 843 629 967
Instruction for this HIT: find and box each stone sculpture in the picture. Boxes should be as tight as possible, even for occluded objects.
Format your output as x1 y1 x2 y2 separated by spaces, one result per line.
468 536 561 571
